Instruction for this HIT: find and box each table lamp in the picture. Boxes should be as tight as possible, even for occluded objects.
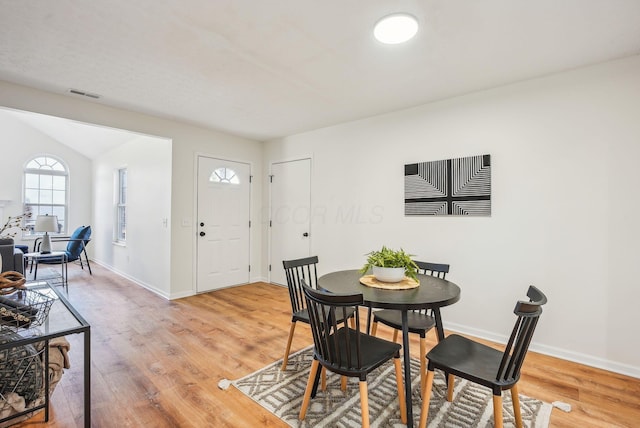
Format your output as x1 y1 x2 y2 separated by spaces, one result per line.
35 214 58 254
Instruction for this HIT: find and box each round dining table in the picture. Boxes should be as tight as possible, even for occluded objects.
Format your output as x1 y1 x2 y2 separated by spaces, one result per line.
318 269 461 428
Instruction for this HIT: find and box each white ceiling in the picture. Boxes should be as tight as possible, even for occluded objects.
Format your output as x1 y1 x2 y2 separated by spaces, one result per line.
2 108 143 159
1 0 640 143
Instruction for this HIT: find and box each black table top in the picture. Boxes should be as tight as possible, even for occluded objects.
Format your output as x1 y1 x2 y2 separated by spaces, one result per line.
318 269 461 310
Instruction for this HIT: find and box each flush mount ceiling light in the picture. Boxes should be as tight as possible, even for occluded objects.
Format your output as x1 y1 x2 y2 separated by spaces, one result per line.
374 13 419 44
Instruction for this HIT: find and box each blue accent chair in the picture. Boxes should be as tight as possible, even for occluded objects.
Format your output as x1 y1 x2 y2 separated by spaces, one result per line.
37 225 92 274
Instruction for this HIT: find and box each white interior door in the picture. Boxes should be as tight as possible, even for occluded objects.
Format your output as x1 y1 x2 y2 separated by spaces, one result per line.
270 158 311 285
197 156 250 292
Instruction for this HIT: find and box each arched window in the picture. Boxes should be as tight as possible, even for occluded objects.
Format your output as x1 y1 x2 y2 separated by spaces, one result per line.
23 155 68 236
209 167 240 184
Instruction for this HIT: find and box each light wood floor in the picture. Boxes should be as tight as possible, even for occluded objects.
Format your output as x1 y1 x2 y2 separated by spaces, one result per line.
13 263 640 427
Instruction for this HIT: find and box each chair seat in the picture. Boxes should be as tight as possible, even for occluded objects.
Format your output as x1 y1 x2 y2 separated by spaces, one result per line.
319 327 402 377
427 334 512 390
292 308 310 323
39 251 70 264
293 306 356 325
373 309 435 335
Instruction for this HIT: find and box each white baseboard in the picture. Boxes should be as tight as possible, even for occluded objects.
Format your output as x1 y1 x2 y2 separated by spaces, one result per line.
168 289 196 300
254 275 270 283
90 259 173 300
91 260 272 300
446 321 640 379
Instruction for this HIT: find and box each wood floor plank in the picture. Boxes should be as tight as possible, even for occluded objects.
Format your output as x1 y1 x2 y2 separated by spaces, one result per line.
9 263 640 427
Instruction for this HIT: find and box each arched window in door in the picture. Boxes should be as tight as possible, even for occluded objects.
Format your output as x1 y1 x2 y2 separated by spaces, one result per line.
209 167 240 184
23 155 68 236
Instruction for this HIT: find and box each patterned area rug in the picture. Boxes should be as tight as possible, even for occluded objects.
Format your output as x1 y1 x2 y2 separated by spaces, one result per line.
230 347 551 427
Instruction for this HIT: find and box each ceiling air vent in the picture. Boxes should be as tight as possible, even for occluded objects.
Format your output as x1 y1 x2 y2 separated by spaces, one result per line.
68 88 101 99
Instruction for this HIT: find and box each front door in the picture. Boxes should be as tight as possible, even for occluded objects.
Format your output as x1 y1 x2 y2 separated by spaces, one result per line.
196 156 250 292
269 158 311 285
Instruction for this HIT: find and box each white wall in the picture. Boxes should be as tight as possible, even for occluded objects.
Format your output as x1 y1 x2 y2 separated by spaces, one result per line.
264 55 640 377
93 135 172 296
3 54 638 376
0 110 92 247
0 81 263 299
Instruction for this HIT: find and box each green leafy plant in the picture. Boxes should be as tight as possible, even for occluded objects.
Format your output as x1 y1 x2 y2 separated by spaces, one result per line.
359 246 419 281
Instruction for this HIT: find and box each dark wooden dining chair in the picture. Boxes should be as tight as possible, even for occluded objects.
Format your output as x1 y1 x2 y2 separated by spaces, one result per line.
419 286 547 428
280 256 320 370
371 260 450 391
299 280 407 427
281 256 356 372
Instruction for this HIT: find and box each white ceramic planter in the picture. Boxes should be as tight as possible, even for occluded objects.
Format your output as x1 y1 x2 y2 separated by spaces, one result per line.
372 266 405 283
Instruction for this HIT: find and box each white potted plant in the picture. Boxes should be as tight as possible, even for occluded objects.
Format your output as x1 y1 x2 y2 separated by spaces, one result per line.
359 246 418 283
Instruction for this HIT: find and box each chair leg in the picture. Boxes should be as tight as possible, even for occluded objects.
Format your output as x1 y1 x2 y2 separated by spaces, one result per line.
341 375 347 391
281 321 296 370
359 380 370 428
420 336 427 392
511 384 523 428
492 394 504 428
371 321 378 336
419 369 435 428
299 359 319 420
321 367 327 391
83 248 93 274
446 373 455 401
392 329 399 343
349 316 355 329
393 357 407 424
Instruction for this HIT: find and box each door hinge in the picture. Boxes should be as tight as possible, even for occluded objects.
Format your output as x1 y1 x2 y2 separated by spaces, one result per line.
269 264 272 271
269 220 272 227
249 175 253 183
249 220 251 228
269 175 274 183
249 265 251 272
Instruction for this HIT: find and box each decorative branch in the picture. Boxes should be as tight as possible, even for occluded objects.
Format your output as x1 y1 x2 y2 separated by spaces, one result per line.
0 207 33 239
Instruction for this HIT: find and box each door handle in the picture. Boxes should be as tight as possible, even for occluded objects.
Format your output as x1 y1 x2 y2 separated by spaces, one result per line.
303 232 309 237
199 231 206 237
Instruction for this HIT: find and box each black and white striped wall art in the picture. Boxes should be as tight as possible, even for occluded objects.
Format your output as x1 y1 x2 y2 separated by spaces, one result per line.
404 154 491 216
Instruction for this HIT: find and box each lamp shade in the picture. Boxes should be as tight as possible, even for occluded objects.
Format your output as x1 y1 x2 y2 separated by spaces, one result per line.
35 215 58 233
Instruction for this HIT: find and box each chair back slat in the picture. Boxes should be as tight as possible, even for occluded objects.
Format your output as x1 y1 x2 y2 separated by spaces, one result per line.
413 261 450 316
414 261 449 279
283 256 319 314
301 280 364 372
496 286 546 383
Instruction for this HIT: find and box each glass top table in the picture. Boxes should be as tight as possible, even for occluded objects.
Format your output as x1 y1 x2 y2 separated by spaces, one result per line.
0 280 90 427
22 251 69 292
